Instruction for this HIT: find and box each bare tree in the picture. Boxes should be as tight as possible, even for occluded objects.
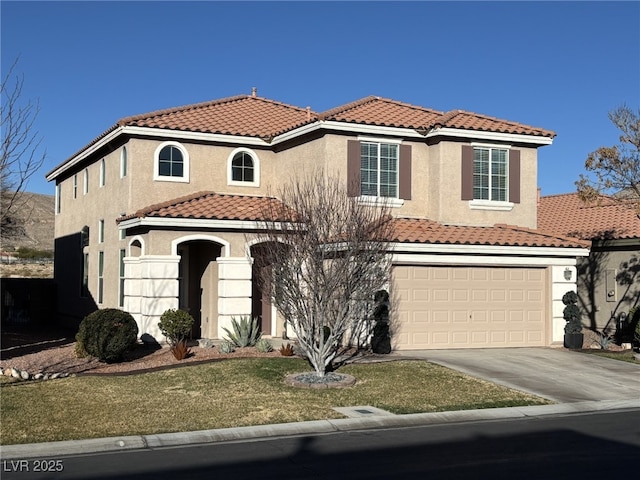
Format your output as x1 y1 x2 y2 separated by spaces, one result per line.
254 169 394 377
1 59 47 240
576 105 640 212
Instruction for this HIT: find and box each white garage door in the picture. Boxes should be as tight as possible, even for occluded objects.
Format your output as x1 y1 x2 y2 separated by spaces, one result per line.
393 266 547 349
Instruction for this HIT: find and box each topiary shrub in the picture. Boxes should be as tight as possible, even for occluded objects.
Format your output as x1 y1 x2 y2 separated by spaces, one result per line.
222 316 262 347
562 291 583 334
75 308 138 363
158 309 194 347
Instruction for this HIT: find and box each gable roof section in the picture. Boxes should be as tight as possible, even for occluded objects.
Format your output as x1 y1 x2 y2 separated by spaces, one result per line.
538 193 640 241
118 95 317 139
117 191 296 224
321 96 555 138
390 217 587 249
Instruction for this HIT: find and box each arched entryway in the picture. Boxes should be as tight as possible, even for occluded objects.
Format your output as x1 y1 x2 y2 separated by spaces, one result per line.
177 240 223 339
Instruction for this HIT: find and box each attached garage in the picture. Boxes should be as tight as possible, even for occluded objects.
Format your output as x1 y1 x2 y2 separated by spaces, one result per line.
392 265 548 350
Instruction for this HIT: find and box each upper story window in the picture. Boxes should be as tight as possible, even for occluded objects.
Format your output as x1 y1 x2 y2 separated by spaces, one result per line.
120 147 128 178
99 158 106 187
227 148 260 187
55 184 61 214
461 144 520 209
346 138 411 206
73 174 78 199
83 168 89 195
154 141 190 183
361 141 399 198
473 147 507 202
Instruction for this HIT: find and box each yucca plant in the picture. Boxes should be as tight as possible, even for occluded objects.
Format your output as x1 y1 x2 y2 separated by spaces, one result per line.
218 340 235 354
170 339 192 360
222 316 262 347
255 338 273 353
279 343 295 357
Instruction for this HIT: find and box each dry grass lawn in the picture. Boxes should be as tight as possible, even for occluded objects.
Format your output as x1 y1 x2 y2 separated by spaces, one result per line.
1 358 550 445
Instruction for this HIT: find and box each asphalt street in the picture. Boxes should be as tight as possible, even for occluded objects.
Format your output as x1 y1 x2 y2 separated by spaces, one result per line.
2 408 639 480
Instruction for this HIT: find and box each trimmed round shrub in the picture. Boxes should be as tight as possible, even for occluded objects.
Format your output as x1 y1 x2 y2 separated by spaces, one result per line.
76 308 138 363
158 308 194 346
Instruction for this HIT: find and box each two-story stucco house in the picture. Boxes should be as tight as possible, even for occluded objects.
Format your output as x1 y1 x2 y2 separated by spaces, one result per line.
46 92 589 350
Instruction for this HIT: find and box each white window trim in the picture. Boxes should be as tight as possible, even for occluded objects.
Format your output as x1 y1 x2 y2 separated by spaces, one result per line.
153 141 190 183
73 174 77 199
356 196 404 208
99 158 105 187
469 199 514 211
83 168 89 195
471 144 510 203
227 147 260 187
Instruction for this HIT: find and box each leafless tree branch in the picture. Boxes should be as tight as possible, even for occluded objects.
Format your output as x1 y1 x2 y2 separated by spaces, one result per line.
1 58 47 240
253 169 394 377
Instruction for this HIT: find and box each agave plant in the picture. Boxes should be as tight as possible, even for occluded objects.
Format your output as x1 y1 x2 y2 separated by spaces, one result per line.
222 316 262 347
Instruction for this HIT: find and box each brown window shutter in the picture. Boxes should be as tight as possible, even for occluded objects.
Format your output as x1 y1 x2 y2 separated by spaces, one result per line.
399 144 412 200
461 145 474 200
509 149 521 203
347 140 361 197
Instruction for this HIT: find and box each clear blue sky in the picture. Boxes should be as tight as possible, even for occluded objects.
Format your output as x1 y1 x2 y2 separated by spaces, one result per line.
2 1 639 197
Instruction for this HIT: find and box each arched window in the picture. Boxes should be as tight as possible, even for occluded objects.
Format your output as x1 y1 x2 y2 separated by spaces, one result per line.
227 148 260 187
154 141 189 182
232 152 254 182
120 147 128 178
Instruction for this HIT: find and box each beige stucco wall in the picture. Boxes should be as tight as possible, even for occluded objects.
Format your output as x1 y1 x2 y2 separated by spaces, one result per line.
577 242 640 334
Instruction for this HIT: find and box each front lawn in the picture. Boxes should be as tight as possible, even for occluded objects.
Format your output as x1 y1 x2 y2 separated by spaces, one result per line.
577 349 640 364
1 358 550 445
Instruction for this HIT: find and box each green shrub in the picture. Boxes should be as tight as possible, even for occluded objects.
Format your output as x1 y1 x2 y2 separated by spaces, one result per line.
222 316 262 347
75 308 138 363
158 309 194 346
15 247 53 260
218 340 235 354
255 338 273 353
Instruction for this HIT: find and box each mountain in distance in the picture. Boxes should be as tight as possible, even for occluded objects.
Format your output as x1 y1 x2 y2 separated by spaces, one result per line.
1 192 55 251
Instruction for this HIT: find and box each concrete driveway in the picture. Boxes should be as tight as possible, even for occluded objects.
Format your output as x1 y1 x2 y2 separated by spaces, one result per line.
393 348 640 403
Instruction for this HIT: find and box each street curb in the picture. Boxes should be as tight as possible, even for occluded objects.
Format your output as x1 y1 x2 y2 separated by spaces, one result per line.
2 399 638 460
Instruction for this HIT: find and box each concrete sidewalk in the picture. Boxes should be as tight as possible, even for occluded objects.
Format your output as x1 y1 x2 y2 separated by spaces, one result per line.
2 399 638 460
2 347 638 460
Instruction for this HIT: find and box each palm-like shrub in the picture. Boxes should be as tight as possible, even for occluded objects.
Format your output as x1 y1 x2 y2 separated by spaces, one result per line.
222 316 262 347
75 308 138 363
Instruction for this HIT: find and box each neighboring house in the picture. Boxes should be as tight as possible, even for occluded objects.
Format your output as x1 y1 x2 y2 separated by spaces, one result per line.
46 92 589 350
538 193 640 335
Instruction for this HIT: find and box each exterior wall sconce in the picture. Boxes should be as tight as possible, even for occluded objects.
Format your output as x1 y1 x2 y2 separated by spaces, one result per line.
564 268 573 281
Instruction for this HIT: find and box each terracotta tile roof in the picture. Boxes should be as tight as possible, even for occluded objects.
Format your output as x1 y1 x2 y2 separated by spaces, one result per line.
431 109 555 138
117 191 296 223
119 95 317 140
538 193 640 240
321 96 555 138
389 217 588 248
50 93 555 178
320 96 443 129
